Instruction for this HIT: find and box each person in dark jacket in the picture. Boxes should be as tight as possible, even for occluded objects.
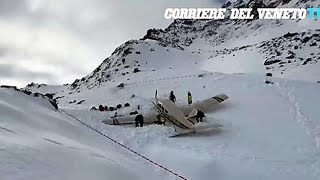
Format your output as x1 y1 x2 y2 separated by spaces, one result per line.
135 114 144 127
169 91 176 103
112 112 119 125
196 110 205 122
187 91 192 105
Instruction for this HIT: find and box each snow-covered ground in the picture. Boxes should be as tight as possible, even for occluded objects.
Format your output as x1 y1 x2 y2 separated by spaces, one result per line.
0 88 168 180
2 1 320 179
3 71 320 180
61 72 320 180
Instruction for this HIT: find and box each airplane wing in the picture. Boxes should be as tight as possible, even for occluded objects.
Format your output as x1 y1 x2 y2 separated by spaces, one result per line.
160 99 194 129
102 111 157 125
180 93 229 115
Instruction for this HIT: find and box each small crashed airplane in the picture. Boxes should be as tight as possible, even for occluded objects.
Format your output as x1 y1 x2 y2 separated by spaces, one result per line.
104 91 228 136
152 91 228 136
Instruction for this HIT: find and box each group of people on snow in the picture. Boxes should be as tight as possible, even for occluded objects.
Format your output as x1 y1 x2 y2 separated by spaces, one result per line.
169 90 204 122
169 90 192 105
110 90 204 128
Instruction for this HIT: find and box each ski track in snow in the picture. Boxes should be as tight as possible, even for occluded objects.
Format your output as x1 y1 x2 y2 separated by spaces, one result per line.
274 81 320 177
274 81 320 150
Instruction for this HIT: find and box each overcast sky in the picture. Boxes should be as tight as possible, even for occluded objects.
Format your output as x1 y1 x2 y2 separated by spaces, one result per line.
0 0 223 87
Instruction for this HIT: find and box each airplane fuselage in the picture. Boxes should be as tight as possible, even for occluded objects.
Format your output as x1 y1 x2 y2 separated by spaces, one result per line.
152 100 193 129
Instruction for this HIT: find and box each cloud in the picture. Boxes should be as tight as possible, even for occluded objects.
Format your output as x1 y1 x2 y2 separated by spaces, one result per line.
0 63 58 87
0 0 29 17
0 0 223 87
0 63 52 79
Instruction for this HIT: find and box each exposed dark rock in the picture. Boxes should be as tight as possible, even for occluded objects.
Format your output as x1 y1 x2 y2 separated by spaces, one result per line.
116 104 122 109
182 20 193 26
99 105 104 111
48 99 58 110
133 68 140 73
124 103 130 107
123 48 132 55
141 28 164 41
91 107 97 110
293 37 300 41
222 1 232 8
26 82 35 87
302 36 311 43
282 0 291 5
71 79 80 89
129 111 138 115
184 37 193 46
264 59 281 66
44 93 54 99
22 90 32 95
117 83 124 88
284 32 298 38
34 92 43 97
286 54 295 59
266 73 273 77
0 85 18 90
109 106 115 111
302 58 312 65
265 80 274 84
310 42 317 46
76 100 85 105
54 96 64 100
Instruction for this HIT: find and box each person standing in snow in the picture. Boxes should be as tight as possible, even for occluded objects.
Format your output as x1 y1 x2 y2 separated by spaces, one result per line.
156 114 165 126
196 110 205 122
135 114 144 127
112 112 119 125
187 91 192 105
169 91 176 103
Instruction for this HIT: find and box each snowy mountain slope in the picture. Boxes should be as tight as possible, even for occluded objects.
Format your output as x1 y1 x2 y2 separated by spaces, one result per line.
8 69 320 179
24 0 320 97
0 88 167 180
203 29 320 81
4 1 320 179
60 0 319 90
63 73 320 180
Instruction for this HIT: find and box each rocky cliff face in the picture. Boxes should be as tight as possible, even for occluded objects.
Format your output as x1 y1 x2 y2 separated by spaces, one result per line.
39 0 319 91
